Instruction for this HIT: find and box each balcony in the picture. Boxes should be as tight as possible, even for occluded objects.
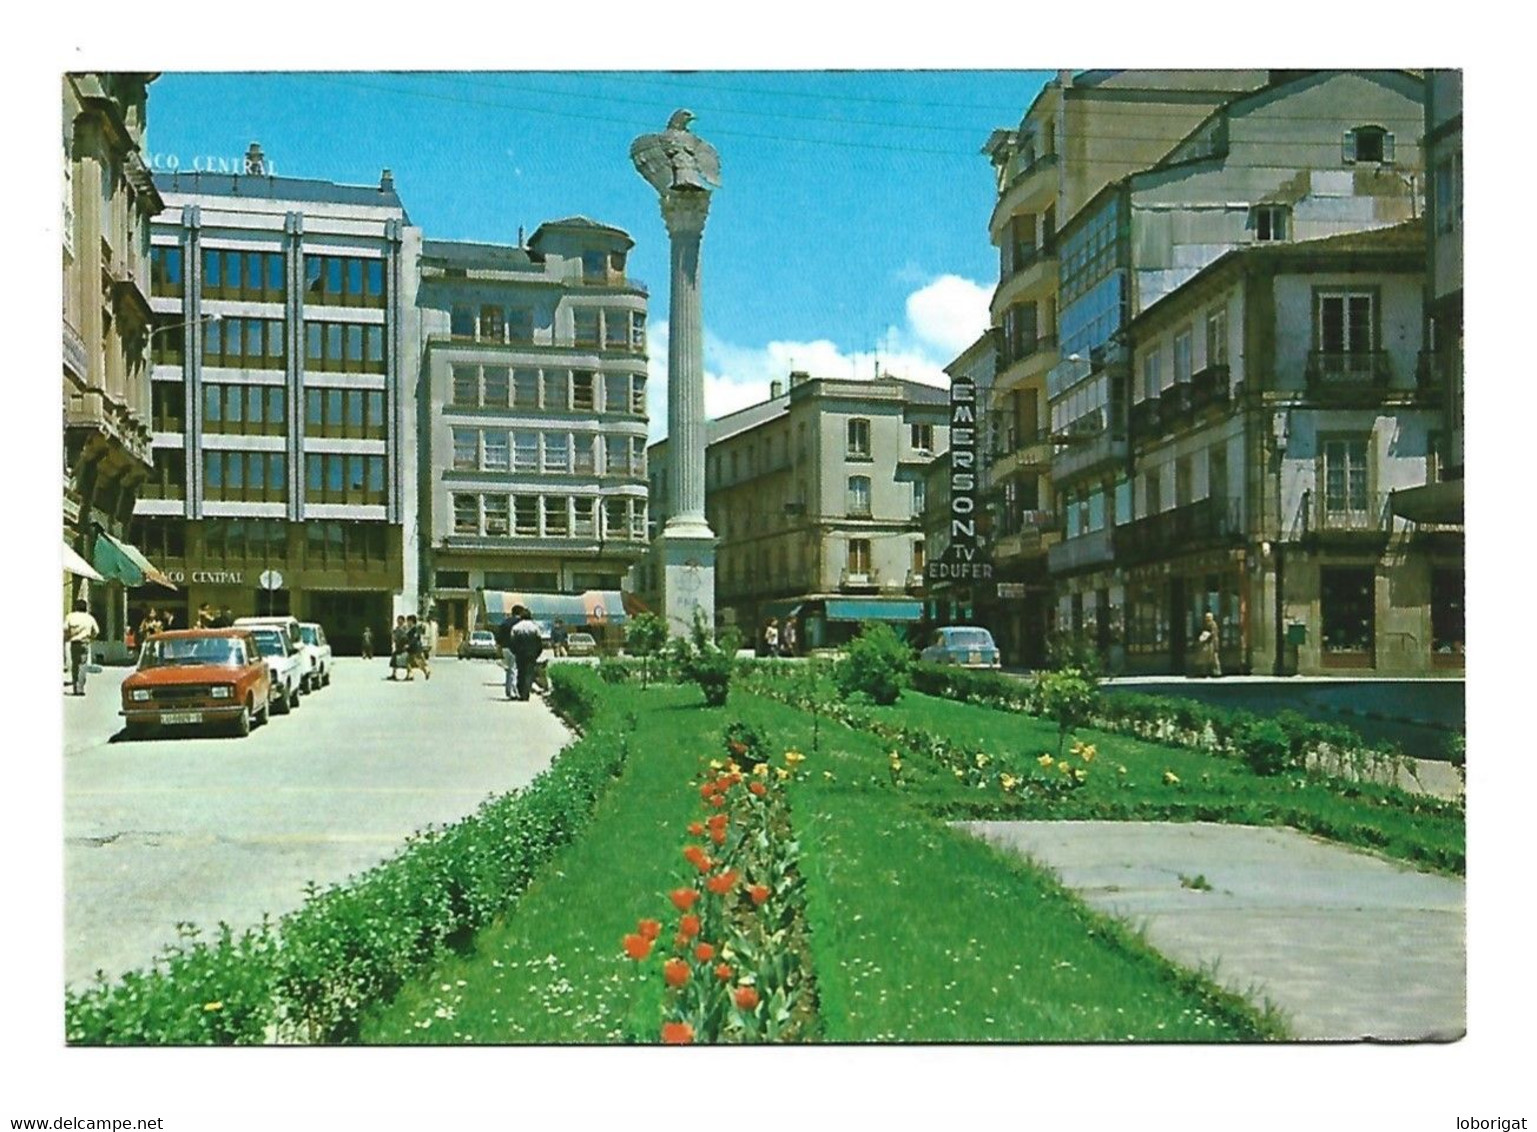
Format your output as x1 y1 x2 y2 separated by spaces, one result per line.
1046 526 1116 576
1300 490 1395 538
1162 381 1195 427
63 320 88 381
1305 350 1392 392
990 152 1059 233
1190 364 1231 412
1116 497 1244 567
987 428 1054 481
1051 409 1128 483
1129 395 1161 439
839 568 880 591
992 510 1062 562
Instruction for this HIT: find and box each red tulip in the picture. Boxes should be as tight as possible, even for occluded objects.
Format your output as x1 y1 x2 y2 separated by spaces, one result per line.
669 888 699 912
749 884 771 906
679 914 701 939
637 918 661 941
661 1021 694 1044
622 933 652 961
734 985 760 1011
663 958 690 988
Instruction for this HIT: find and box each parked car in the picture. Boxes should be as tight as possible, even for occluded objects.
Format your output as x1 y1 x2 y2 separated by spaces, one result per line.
297 622 333 688
458 629 501 660
121 629 272 738
234 616 320 693
919 626 1002 669
245 625 305 714
565 631 598 657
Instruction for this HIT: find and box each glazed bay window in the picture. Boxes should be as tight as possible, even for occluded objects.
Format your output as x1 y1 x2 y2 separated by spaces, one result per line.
631 311 647 352
483 494 510 536
572 371 596 411
483 366 510 408
506 307 534 343
452 365 479 407
574 308 600 346
573 497 596 538
604 497 627 539
605 435 630 476
573 434 597 475
453 493 479 535
631 500 647 540
604 309 629 349
543 432 570 473
513 495 539 536
629 374 646 415
453 427 478 471
847 418 871 459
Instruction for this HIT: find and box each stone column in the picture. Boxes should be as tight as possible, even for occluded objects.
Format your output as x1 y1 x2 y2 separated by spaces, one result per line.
631 113 721 637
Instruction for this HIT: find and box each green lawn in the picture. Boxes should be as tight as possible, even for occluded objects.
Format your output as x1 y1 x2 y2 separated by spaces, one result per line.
365 673 1283 1042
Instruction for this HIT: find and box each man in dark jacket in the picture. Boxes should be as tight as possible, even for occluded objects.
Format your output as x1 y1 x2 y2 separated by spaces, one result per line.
507 605 545 701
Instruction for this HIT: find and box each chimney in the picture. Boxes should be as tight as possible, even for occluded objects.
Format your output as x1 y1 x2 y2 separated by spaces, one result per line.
770 379 784 399
788 370 809 388
244 141 266 176
380 168 395 193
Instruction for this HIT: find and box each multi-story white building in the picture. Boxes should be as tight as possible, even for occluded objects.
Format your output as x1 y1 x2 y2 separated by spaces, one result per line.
650 371 948 651
132 151 421 652
1114 219 1461 676
415 221 650 653
1044 70 1427 658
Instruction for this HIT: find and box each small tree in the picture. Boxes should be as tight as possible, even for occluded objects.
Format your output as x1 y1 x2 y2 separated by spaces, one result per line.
1034 666 1099 759
835 622 912 706
625 612 669 690
681 608 732 706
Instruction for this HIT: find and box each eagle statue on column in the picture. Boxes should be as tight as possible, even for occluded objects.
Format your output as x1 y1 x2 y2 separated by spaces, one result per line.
631 109 722 193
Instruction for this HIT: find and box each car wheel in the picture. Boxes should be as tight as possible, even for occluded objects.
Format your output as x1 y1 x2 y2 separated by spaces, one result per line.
256 695 270 727
289 680 301 709
231 701 252 738
124 721 152 741
274 684 292 715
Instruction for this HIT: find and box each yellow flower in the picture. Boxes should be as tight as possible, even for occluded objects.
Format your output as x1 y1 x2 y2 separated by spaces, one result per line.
709 759 724 771
784 750 806 767
1058 761 1073 775
1079 744 1097 763
203 1001 223 1012
776 767 791 781
975 752 991 769
753 762 770 778
1000 774 1018 792
1117 765 1128 776
889 760 903 772
1037 754 1054 769
1163 770 1181 786
953 769 965 779
822 771 834 780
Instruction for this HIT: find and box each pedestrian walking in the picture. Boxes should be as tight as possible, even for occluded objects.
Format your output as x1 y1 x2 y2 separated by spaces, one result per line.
63 599 100 696
495 613 518 700
390 615 410 681
551 617 570 657
781 619 797 658
211 606 234 629
137 607 164 646
196 603 216 629
763 619 779 657
360 625 374 661
1197 611 1223 678
407 614 431 680
508 604 545 701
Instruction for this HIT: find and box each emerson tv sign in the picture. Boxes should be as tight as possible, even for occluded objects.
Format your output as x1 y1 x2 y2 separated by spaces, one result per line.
924 372 993 587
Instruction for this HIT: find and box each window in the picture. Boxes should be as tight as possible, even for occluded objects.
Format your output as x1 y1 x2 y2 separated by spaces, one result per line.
572 371 596 411
912 478 927 518
582 251 607 279
139 447 186 500
1344 126 1393 165
544 496 569 536
573 497 596 537
631 312 647 351
483 494 510 536
203 450 284 502
629 374 646 416
479 306 504 343
150 245 183 296
604 497 627 540
483 430 510 472
1208 445 1229 504
513 369 540 408
483 367 509 408
203 383 286 436
513 431 539 472
452 366 479 407
453 493 479 535
304 320 385 373
1175 457 1193 508
604 309 629 349
846 538 871 576
303 254 385 307
203 318 285 369
1144 468 1162 516
304 386 380 439
912 540 925 575
573 434 597 475
514 496 539 536
151 383 183 431
605 435 629 476
1141 349 1163 400
1173 329 1193 385
911 423 934 453
436 570 471 590
150 314 185 365
450 306 475 338
573 309 600 346
544 369 568 410
847 475 872 517
453 428 478 471
1252 205 1289 242
543 432 570 473
303 453 385 504
847 418 871 459
1322 437 1371 517
1321 567 1375 659
1206 307 1228 368
1316 292 1375 355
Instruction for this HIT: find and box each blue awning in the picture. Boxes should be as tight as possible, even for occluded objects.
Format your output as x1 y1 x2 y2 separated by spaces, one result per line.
823 598 923 623
480 590 628 627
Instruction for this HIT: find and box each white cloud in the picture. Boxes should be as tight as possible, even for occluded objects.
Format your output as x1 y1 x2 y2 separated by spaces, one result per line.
905 274 992 357
644 272 989 443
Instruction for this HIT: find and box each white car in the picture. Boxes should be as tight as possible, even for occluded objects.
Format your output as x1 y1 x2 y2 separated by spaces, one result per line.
297 622 333 689
236 616 320 693
245 625 304 714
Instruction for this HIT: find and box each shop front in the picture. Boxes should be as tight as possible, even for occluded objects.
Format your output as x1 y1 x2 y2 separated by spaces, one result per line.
1123 549 1247 676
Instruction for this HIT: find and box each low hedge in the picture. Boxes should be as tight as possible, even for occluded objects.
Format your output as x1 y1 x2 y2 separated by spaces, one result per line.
65 666 627 1045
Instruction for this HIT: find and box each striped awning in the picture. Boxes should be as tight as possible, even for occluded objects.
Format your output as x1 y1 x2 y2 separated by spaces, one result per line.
63 542 104 581
91 530 178 590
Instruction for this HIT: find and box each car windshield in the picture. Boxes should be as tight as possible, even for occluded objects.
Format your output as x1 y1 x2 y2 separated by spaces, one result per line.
472 632 494 641
249 629 288 658
139 637 244 668
300 626 319 645
942 629 994 648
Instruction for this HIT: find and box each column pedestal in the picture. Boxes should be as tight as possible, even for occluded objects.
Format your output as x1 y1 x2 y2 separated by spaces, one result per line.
655 531 716 639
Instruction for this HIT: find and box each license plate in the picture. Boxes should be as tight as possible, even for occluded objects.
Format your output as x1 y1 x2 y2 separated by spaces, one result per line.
160 711 203 725
968 652 981 664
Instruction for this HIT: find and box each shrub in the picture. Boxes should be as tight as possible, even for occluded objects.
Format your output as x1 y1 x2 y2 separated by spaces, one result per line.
625 612 670 689
1033 667 1099 758
722 719 768 767
597 656 632 685
1232 716 1295 777
835 623 912 706
1046 630 1102 678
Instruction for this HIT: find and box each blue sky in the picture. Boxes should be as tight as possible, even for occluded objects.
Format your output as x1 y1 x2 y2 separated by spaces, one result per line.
146 71 1053 438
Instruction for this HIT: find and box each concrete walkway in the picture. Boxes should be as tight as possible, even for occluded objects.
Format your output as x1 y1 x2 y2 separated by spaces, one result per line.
954 819 1465 1042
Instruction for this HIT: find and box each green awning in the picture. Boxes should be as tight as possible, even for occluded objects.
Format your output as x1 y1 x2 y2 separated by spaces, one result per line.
824 598 923 623
1389 480 1464 525
91 530 178 590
